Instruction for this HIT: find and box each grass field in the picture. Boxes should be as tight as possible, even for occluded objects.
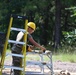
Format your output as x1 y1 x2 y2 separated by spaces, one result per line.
52 53 76 63
0 49 76 63
26 51 76 63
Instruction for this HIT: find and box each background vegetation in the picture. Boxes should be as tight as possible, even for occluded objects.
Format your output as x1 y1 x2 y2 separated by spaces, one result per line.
0 0 76 53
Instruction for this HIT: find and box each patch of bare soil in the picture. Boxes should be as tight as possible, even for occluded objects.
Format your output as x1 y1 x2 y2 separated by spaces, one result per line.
53 61 76 75
2 61 76 75
54 61 76 72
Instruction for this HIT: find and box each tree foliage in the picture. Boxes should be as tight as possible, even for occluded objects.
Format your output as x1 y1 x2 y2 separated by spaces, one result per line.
0 0 76 50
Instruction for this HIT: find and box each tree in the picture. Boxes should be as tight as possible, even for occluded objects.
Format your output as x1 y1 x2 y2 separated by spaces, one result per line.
0 0 76 49
54 0 61 49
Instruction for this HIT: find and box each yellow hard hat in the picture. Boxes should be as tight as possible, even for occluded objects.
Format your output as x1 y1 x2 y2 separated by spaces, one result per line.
27 22 36 30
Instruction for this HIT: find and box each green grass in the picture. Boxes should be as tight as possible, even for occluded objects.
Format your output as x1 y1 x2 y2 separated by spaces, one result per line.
1 49 76 63
26 53 76 63
52 53 76 63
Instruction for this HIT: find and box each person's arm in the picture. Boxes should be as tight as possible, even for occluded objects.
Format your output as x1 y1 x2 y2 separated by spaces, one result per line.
28 37 46 51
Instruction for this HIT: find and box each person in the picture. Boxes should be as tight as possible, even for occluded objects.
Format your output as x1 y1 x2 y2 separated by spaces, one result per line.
11 22 46 75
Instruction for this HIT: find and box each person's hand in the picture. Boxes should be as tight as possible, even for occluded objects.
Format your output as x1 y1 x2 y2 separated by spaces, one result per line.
40 46 46 53
29 45 35 50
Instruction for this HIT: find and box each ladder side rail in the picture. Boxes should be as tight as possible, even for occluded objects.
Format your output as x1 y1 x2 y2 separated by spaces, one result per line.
43 52 54 75
46 52 54 75
49 52 54 75
20 19 28 75
0 17 13 75
39 54 44 74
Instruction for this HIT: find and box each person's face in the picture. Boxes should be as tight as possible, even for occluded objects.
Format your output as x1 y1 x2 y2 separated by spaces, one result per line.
28 27 34 34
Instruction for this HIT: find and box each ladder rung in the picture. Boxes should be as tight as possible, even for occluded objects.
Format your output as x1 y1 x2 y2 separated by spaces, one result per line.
6 53 24 58
8 40 25 45
26 61 49 65
4 65 23 71
11 14 28 19
46 64 52 70
25 72 44 74
26 61 41 65
11 27 26 32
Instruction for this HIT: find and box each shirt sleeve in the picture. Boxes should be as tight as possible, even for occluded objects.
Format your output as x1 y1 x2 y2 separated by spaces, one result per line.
27 33 32 39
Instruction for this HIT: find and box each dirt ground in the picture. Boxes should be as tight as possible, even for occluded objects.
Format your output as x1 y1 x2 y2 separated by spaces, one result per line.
53 61 76 72
2 60 76 75
1 51 76 75
53 61 76 75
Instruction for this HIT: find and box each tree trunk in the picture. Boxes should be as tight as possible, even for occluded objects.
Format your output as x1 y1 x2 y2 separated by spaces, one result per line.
54 0 61 49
